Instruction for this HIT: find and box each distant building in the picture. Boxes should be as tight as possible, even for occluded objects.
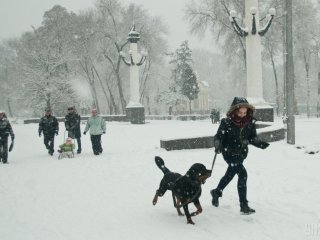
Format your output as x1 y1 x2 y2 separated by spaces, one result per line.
172 80 210 115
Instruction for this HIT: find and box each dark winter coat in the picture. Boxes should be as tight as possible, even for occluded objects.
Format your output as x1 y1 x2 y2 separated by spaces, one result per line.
38 115 59 137
64 113 81 138
0 118 14 139
214 97 269 164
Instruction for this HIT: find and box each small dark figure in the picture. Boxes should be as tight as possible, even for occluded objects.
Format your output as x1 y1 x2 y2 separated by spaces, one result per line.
0 111 15 163
214 110 220 124
210 109 216 124
210 97 269 214
83 109 106 155
38 108 59 156
153 156 212 225
65 106 82 154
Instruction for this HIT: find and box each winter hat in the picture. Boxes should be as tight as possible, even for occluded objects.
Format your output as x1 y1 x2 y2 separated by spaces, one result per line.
226 97 255 118
45 108 52 113
186 163 212 181
0 110 7 118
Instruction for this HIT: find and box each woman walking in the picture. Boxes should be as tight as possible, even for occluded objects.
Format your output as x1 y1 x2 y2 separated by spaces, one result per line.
210 97 269 214
83 109 106 155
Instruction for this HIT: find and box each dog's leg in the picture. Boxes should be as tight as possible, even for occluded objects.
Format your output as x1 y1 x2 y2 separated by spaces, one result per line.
175 196 184 216
152 191 159 205
172 192 177 207
182 204 195 225
191 199 203 216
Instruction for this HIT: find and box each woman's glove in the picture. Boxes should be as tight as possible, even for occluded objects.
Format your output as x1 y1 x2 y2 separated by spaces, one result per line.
260 142 270 149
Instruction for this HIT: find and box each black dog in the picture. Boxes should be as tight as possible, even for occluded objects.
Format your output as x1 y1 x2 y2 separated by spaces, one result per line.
152 156 211 224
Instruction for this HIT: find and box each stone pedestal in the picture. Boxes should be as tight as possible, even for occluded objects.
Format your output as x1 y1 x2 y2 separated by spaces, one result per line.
254 106 274 122
247 98 274 122
126 106 145 124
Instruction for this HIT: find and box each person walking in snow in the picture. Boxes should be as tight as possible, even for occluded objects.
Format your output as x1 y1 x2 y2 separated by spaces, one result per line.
0 110 15 163
210 109 216 124
214 109 220 124
83 109 106 155
64 106 82 154
38 108 59 156
210 97 269 214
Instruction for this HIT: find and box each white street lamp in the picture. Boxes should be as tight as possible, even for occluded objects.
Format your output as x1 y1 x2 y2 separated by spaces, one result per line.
119 24 147 124
229 0 276 122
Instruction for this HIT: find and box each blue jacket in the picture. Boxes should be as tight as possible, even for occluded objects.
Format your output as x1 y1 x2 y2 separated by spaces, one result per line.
84 116 106 135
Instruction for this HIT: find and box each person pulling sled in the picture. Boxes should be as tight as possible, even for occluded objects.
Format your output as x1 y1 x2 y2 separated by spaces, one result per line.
0 110 15 164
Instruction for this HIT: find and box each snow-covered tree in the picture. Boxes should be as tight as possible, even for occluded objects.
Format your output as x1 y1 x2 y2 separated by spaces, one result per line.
0 41 21 117
169 41 199 114
14 5 78 116
293 0 320 117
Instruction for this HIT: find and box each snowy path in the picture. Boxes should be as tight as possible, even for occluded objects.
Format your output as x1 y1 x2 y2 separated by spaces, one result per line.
0 118 319 240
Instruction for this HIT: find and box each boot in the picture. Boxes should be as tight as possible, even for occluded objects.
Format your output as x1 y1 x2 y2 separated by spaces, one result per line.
240 201 255 214
77 149 81 154
210 189 221 207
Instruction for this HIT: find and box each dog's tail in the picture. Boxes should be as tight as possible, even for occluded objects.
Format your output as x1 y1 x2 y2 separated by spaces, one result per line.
155 156 170 175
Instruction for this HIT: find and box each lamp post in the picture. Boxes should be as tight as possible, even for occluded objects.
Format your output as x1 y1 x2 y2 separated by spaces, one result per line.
229 0 275 122
120 24 147 124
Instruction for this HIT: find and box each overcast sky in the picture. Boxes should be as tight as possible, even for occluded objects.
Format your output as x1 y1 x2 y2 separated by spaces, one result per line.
0 0 214 51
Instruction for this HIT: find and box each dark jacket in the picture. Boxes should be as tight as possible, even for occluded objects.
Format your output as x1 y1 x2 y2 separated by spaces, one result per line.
39 115 59 136
214 97 269 164
0 118 14 139
64 113 81 138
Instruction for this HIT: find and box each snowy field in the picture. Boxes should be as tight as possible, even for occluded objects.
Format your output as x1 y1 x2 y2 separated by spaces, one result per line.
1 117 320 240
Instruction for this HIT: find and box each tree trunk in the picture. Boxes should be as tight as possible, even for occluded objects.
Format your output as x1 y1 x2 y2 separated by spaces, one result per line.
285 0 295 144
146 94 151 115
104 54 127 113
268 42 280 116
282 7 287 116
140 60 152 102
7 99 13 117
317 72 320 117
89 68 100 112
79 60 100 113
92 64 118 114
303 49 310 118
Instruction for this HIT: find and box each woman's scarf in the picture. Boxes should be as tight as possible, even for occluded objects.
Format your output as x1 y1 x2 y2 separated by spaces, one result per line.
231 115 252 128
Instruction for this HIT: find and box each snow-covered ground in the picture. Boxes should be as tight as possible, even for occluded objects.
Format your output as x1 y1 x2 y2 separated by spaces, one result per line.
1 117 320 240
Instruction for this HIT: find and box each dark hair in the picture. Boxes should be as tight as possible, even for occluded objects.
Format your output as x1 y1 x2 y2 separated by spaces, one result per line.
231 107 254 118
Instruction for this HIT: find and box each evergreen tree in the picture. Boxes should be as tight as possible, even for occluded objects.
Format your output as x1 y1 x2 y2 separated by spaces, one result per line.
181 64 199 113
170 41 199 114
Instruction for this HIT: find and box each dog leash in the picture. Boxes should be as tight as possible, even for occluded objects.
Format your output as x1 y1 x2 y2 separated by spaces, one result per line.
211 152 218 171
178 152 218 208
